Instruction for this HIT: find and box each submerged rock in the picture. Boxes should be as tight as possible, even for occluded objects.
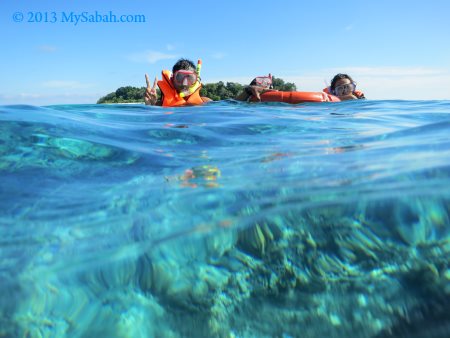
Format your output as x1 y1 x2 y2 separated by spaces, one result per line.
237 222 282 258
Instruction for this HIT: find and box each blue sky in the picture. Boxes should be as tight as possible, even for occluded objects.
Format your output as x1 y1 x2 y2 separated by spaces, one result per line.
1 0 449 104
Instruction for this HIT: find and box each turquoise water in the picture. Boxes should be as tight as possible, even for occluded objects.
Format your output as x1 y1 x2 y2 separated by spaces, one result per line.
1 100 449 337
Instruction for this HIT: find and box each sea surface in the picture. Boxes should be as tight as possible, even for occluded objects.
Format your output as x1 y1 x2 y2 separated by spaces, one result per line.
0 100 449 338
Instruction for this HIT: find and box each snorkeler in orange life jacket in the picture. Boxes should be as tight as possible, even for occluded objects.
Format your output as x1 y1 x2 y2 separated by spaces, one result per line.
144 58 212 107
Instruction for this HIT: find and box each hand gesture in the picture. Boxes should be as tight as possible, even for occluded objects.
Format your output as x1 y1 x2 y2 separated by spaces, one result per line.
144 74 158 105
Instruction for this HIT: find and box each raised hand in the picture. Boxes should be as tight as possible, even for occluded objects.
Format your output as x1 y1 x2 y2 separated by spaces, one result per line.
144 74 158 105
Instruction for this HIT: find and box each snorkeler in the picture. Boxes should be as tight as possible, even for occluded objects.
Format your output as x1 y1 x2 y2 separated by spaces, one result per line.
144 58 212 107
324 73 365 101
235 74 277 101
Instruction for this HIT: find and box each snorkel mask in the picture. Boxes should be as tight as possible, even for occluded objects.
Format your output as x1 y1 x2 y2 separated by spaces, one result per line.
332 82 356 96
173 70 198 87
253 74 273 89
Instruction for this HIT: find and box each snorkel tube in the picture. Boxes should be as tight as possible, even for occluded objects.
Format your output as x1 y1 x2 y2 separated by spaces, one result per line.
196 59 202 79
179 59 202 98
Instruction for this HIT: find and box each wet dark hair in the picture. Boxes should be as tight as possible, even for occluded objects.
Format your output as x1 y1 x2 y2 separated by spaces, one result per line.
172 58 196 73
330 73 354 90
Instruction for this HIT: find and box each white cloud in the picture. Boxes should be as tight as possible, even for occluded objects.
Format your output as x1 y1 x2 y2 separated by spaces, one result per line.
211 52 226 59
41 80 95 89
0 81 99 104
19 93 42 99
37 45 57 52
345 25 353 31
0 92 104 105
128 50 177 64
332 66 445 77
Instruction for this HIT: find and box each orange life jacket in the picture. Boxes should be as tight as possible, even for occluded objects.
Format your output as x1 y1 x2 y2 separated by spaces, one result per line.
323 87 365 99
157 70 204 107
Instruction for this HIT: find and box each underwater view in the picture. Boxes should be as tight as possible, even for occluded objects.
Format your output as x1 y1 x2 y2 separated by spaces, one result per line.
1 100 449 337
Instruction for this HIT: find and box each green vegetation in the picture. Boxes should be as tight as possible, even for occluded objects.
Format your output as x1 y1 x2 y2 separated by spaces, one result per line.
272 77 297 92
97 86 148 104
200 82 243 101
96 77 297 104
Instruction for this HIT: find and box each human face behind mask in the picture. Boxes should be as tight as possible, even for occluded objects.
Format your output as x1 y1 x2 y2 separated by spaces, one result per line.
172 69 197 91
333 78 357 100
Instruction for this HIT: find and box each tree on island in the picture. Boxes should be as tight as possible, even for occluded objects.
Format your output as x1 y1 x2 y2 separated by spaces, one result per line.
272 77 297 91
97 86 151 104
96 77 297 104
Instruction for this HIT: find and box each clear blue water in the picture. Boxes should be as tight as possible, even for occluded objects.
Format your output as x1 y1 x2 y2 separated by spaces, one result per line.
1 100 449 337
